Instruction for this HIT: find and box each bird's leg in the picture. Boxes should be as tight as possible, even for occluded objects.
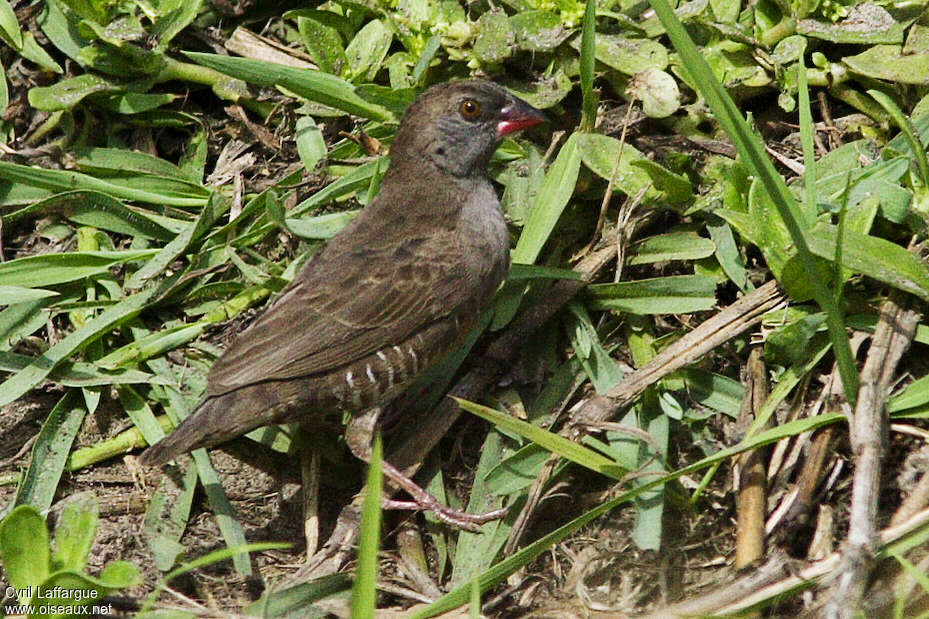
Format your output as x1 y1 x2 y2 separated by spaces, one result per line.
298 433 321 556
346 408 508 532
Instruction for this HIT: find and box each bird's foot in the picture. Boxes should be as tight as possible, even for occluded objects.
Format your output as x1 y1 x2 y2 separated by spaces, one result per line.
383 498 508 532
347 410 507 531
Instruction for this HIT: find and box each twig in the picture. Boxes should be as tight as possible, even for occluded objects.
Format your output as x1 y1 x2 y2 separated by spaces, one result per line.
572 279 788 426
642 505 929 617
735 347 769 570
822 292 921 617
766 333 867 537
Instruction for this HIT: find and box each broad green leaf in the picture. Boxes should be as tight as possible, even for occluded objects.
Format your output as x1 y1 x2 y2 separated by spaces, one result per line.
0 249 157 288
843 45 929 84
296 14 347 75
184 52 392 121
150 0 202 51
705 215 746 289
627 231 716 265
631 159 692 203
0 160 206 207
586 275 717 314
0 299 50 352
575 33 668 74
286 211 359 239
28 73 130 110
765 312 828 366
0 285 58 304
0 505 51 601
485 443 552 494
344 19 392 82
20 32 63 73
0 0 22 49
669 368 744 418
747 176 796 279
5 191 177 241
509 11 568 52
627 68 680 118
807 224 929 302
37 0 89 64
576 133 662 203
799 4 903 44
51 492 98 572
473 9 514 63
295 115 327 171
74 147 197 181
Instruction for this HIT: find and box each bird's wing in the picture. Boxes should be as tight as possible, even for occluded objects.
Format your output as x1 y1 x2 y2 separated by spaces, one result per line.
204 225 472 396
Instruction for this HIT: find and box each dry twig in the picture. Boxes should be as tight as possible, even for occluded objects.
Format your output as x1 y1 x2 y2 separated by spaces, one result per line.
822 292 921 617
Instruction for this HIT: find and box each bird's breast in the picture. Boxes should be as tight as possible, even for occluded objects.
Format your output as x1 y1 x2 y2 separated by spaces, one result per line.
455 181 510 294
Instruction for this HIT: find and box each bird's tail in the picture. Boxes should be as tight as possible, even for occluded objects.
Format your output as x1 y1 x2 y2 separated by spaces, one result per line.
139 386 288 466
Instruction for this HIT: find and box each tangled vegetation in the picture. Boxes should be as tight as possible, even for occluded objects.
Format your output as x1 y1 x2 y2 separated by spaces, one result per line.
1 0 929 615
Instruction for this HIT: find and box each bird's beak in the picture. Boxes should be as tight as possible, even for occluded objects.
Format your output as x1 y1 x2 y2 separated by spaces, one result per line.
496 98 547 137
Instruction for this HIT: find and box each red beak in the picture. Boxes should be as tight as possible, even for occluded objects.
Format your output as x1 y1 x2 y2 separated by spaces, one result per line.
496 98 547 137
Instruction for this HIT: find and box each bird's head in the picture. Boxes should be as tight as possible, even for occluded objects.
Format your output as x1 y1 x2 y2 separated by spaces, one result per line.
389 80 547 178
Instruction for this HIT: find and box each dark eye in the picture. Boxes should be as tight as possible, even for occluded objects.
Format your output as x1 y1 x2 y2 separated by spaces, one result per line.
459 99 481 119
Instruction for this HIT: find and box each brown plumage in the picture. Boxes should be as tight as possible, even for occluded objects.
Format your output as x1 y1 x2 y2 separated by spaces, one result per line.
141 81 546 477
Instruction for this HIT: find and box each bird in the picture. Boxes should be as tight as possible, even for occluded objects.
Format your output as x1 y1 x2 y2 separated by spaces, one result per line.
140 79 547 528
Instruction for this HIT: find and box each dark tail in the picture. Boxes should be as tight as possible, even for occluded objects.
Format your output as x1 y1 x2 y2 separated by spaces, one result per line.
139 388 284 466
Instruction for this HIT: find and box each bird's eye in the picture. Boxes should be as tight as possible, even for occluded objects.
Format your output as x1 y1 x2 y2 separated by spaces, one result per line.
459 99 481 119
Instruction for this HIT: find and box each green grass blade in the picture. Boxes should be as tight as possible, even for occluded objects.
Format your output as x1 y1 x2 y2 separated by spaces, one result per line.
351 433 382 619
869 89 929 188
453 397 626 480
797 47 816 223
511 133 580 265
0 351 169 388
12 391 86 513
579 0 597 131
585 275 718 314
